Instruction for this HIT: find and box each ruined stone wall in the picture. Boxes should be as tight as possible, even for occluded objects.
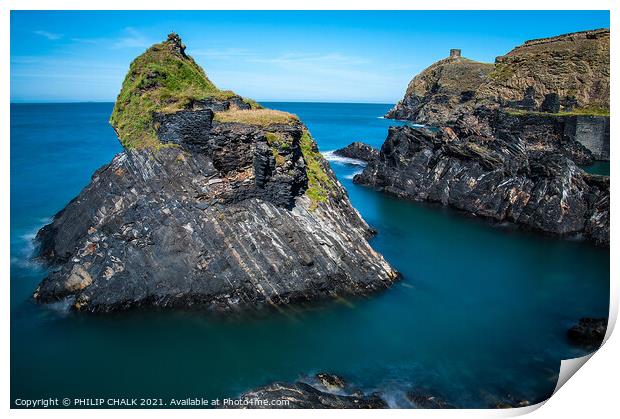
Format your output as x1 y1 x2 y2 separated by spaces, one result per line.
564 116 610 161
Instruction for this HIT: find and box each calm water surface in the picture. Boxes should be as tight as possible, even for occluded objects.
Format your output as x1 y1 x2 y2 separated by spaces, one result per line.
10 102 609 407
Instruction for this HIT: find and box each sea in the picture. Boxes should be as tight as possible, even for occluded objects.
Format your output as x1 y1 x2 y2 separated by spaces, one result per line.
10 102 609 408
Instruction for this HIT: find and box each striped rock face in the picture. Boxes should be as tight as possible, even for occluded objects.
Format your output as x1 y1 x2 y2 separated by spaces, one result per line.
33 35 399 313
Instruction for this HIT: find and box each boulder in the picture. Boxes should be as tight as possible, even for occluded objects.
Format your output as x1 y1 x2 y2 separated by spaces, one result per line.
334 142 379 163
567 317 607 347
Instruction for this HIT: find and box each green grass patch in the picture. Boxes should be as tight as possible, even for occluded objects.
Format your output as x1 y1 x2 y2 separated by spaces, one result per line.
488 63 515 82
504 106 609 117
299 130 336 209
213 109 299 126
265 131 291 150
110 34 237 149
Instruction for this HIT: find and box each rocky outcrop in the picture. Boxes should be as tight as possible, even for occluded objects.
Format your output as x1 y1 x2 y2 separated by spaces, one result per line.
387 29 609 125
315 373 347 392
371 29 610 244
231 381 387 409
33 34 399 312
567 317 607 347
480 29 609 110
354 124 609 245
406 392 455 409
334 142 379 162
385 55 494 125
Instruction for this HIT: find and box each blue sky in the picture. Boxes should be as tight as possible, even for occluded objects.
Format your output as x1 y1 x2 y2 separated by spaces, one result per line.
11 10 609 103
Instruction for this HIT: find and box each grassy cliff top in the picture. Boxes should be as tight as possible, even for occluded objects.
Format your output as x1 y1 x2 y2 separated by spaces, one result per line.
405 56 494 98
483 28 609 109
110 33 245 149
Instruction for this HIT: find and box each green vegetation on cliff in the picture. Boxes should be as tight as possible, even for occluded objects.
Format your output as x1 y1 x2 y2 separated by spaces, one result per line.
110 33 249 149
109 34 337 210
300 130 336 208
505 106 610 117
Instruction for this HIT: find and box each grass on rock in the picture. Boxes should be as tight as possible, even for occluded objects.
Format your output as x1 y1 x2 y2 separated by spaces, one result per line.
213 109 299 127
299 130 336 209
110 34 249 149
504 106 609 117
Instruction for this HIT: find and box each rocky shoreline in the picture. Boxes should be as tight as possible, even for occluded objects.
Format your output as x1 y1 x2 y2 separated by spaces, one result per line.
355 28 610 245
229 372 546 409
352 122 609 245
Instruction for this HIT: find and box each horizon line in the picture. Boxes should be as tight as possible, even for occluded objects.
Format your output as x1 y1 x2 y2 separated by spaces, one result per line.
10 100 398 106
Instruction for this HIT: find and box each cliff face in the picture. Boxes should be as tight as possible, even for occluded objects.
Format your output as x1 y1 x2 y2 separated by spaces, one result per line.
354 122 609 245
387 29 610 125
34 34 398 312
385 56 494 125
365 29 610 244
481 29 609 109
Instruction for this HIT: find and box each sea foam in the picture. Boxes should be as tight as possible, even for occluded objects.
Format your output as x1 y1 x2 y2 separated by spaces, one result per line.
322 150 367 167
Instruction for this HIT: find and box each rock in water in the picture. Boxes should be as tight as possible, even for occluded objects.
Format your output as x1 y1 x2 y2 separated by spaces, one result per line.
406 392 455 409
33 34 399 312
354 124 609 244
365 29 610 244
230 381 387 409
567 317 607 347
334 142 379 162
314 373 347 392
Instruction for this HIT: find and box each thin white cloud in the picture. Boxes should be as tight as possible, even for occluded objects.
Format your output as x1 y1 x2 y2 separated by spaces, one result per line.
33 30 62 40
249 52 369 66
69 27 154 50
191 47 255 60
110 27 153 49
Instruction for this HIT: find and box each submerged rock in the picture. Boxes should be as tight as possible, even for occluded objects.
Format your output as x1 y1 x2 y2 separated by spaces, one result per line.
567 317 607 347
354 124 609 244
334 142 379 163
33 34 399 312
231 381 387 409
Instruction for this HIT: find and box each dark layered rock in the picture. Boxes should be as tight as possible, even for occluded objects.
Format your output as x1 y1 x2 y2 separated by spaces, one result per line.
375 30 610 244
334 142 379 162
385 29 610 162
481 109 595 166
567 317 607 347
492 396 532 409
541 93 561 113
506 86 537 111
315 373 347 392
385 55 494 125
231 381 387 409
33 35 399 312
34 111 399 312
354 124 609 245
406 392 455 409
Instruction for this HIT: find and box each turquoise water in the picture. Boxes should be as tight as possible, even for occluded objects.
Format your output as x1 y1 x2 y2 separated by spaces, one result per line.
583 161 610 176
10 103 609 408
